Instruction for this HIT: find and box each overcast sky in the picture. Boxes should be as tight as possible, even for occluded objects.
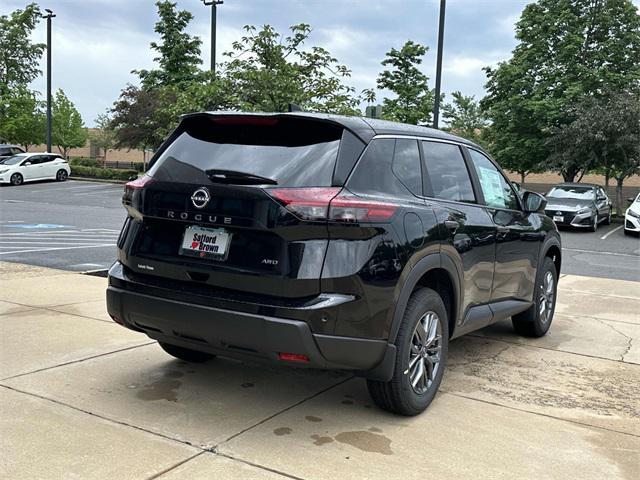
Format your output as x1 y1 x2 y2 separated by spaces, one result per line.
4 0 639 126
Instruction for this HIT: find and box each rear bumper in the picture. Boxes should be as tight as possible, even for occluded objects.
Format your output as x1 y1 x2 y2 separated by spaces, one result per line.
106 267 395 378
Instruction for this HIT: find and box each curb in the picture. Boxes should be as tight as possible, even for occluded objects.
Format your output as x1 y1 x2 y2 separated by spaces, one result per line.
68 176 128 185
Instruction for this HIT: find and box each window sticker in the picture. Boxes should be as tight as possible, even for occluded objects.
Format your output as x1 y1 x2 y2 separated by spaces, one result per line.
478 166 506 208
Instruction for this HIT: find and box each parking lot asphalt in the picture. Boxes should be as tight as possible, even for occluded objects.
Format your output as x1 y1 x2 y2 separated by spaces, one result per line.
1 262 638 479
0 180 125 271
1 179 638 280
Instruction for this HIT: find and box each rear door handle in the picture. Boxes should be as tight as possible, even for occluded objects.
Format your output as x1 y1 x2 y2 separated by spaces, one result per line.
444 220 459 232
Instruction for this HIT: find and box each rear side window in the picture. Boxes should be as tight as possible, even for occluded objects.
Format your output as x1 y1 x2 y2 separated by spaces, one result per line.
422 141 476 203
149 117 343 187
392 139 422 196
347 139 419 198
0 148 9 156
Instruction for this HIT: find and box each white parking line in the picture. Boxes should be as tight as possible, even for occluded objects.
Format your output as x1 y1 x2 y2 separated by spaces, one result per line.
0 239 111 248
564 247 639 258
0 244 115 255
29 183 116 193
600 225 624 240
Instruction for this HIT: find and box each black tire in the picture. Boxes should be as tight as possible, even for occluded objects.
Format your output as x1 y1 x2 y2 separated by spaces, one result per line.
591 216 598 232
56 169 68 181
159 342 215 363
604 210 611 225
10 173 23 186
512 257 557 337
367 288 448 416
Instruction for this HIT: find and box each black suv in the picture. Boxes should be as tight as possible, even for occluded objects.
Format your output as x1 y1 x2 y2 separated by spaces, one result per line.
107 113 561 415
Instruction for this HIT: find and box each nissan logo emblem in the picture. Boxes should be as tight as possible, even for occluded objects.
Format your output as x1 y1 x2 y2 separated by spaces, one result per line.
191 187 211 209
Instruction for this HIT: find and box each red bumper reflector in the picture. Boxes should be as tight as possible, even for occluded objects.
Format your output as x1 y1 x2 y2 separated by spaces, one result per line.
278 352 310 363
109 314 124 325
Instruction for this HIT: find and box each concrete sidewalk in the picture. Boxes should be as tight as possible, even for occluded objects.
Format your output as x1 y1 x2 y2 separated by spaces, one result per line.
1 262 638 479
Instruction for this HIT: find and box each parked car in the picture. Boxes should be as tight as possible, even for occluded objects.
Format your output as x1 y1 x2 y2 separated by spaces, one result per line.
624 193 640 236
544 183 612 232
0 152 70 185
106 113 561 415
0 144 26 163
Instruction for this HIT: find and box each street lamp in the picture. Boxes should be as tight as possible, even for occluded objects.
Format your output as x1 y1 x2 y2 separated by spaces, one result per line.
43 8 56 152
432 0 446 129
201 0 224 74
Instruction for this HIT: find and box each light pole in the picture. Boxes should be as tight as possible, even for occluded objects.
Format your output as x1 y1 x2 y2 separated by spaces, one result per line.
43 8 56 152
202 0 223 74
432 0 446 129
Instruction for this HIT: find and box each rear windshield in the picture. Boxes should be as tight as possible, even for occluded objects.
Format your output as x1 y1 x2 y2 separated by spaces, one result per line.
148 116 343 187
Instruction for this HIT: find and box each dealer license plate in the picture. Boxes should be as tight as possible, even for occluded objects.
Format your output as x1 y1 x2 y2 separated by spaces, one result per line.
180 225 231 259
552 215 564 223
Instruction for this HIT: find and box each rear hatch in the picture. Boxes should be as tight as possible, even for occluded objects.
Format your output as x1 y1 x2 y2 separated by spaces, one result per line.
120 114 367 301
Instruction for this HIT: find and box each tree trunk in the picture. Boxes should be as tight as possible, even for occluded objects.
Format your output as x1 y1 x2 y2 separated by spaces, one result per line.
604 169 610 189
520 171 525 185
615 177 624 217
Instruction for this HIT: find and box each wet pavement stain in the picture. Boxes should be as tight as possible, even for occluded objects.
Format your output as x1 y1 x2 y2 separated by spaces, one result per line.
310 434 334 446
241 382 254 388
368 427 382 433
136 370 184 402
136 379 181 402
273 427 292 436
341 399 354 405
334 430 393 455
305 415 322 423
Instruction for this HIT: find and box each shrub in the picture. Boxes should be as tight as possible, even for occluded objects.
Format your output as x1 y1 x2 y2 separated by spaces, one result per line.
70 157 102 168
70 165 138 181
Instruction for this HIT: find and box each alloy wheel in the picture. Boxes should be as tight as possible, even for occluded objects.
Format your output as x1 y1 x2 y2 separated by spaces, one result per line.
408 311 442 395
538 271 555 324
57 170 68 181
10 173 22 186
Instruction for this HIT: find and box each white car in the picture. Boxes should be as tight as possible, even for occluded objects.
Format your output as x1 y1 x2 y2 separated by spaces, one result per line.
624 193 640 235
0 152 70 186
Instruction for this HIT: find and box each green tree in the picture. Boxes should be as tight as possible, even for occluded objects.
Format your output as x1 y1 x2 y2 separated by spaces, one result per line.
222 24 361 114
482 0 640 183
51 90 88 158
134 0 203 89
548 91 640 214
376 40 433 125
0 3 45 94
90 112 117 160
0 88 45 149
442 91 488 145
110 85 164 151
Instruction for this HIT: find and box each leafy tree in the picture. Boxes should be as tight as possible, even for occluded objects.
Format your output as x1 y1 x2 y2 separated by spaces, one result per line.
134 1 203 89
90 112 117 160
110 85 164 151
222 24 362 114
0 3 45 95
51 90 88 157
0 88 45 149
442 91 488 145
547 91 640 214
376 41 434 125
482 0 640 183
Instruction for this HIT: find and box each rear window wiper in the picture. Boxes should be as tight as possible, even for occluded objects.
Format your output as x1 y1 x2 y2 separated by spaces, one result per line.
205 169 278 185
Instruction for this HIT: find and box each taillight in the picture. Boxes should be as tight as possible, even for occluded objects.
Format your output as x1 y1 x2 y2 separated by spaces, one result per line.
278 352 310 363
123 175 154 208
266 187 397 223
267 187 341 221
125 174 154 190
329 194 398 223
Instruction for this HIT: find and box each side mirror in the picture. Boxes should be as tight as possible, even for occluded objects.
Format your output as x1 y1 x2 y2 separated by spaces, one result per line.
23 161 32 166
511 181 521 192
628 197 635 205
522 191 547 213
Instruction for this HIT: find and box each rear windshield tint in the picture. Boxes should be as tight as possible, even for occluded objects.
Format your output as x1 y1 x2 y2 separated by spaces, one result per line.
148 116 343 187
